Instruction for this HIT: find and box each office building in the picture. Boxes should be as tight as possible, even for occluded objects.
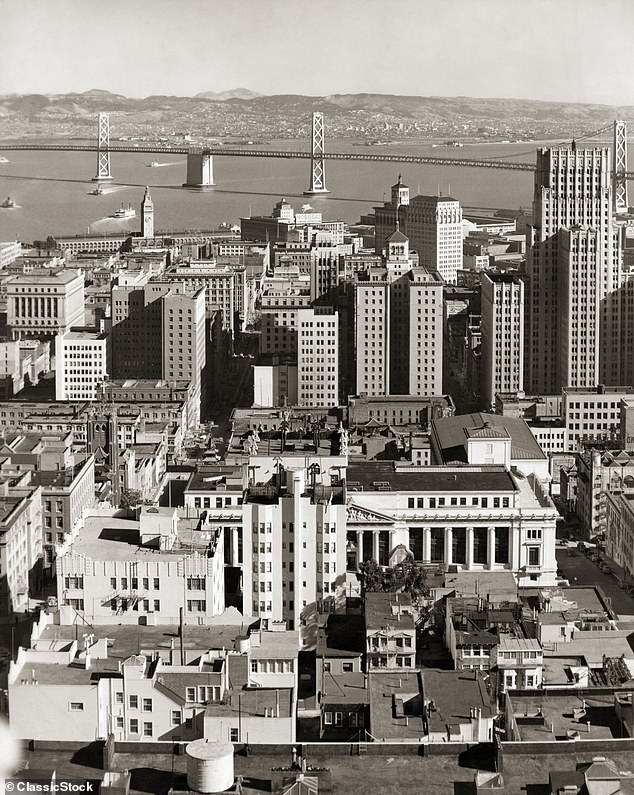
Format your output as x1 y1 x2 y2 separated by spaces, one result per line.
355 231 443 397
297 306 339 407
7 269 85 339
54 328 110 401
525 146 616 393
480 273 525 410
406 194 463 284
111 280 206 409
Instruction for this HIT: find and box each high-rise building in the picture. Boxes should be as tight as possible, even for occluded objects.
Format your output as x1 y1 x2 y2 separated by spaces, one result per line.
407 195 463 284
55 328 110 401
297 306 339 407
111 280 206 409
480 273 525 410
141 185 154 238
525 146 616 394
354 231 443 397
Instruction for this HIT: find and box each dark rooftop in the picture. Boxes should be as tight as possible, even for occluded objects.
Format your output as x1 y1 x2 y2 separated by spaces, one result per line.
346 462 517 493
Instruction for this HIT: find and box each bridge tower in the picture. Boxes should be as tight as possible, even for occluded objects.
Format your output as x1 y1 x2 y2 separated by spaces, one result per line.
304 112 329 195
93 113 113 181
613 119 629 215
183 147 214 188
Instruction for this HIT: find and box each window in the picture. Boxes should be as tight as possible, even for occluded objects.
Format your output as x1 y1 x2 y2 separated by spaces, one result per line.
342 662 353 673
69 702 84 711
186 687 196 702
230 728 239 742
528 547 540 567
142 698 152 712
323 661 331 672
251 661 258 673
129 719 139 734
129 695 138 709
143 722 153 737
324 712 333 725
115 692 123 704
335 712 343 726
171 710 180 726
116 717 124 729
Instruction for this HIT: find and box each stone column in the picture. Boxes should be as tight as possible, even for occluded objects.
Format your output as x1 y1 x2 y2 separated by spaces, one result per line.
423 527 431 563
372 531 380 563
444 527 453 566
487 526 496 570
232 527 240 566
466 526 474 571
357 530 363 566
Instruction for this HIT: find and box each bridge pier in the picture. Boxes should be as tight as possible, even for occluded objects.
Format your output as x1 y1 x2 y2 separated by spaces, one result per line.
183 147 214 189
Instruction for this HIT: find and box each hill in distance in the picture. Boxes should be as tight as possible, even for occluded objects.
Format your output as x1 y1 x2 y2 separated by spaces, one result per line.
194 88 263 101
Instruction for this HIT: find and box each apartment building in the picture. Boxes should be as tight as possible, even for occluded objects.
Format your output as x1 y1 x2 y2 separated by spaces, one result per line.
54 328 110 401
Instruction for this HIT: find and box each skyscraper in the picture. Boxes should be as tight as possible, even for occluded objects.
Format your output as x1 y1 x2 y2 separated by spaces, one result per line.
480 272 524 409
111 280 206 409
407 194 463 284
354 230 443 397
525 146 616 394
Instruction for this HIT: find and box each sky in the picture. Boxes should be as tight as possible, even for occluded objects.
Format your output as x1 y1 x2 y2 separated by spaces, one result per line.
1 0 634 105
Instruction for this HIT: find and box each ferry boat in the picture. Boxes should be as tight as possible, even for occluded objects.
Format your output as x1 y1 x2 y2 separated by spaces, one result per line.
90 185 104 195
1 196 16 208
147 161 160 167
111 203 136 219
0 156 9 164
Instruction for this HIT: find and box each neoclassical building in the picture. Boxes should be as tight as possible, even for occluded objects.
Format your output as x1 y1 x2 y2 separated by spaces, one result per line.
344 463 558 588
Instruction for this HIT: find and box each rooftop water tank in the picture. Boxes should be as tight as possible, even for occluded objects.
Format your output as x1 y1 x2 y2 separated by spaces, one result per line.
186 739 234 793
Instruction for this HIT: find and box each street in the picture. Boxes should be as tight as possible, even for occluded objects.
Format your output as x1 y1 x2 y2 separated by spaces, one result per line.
556 546 634 618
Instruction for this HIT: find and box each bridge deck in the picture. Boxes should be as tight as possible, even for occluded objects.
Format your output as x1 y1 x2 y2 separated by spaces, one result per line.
0 142 535 171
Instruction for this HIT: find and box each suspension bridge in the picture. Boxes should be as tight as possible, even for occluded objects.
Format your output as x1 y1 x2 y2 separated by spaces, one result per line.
0 113 631 210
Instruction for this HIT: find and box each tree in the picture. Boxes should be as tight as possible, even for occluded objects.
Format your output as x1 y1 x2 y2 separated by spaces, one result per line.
358 554 428 600
119 489 143 509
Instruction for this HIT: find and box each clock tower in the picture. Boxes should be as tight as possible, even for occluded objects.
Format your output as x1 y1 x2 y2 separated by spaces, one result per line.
141 186 154 239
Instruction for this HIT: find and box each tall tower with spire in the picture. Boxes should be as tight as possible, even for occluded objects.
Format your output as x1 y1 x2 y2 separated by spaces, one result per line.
141 186 154 239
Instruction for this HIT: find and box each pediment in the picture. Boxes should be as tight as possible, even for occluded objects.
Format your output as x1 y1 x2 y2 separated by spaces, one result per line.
347 503 394 524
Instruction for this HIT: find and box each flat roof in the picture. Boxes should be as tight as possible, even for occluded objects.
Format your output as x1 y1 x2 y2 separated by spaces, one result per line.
317 614 366 658
509 692 623 741
62 515 214 561
346 463 517 493
443 570 519 602
205 687 294 719
422 669 496 734
369 671 425 741
321 671 369 705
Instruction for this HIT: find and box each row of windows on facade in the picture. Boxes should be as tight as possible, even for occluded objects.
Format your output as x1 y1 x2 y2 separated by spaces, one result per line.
104 598 209 613
406 496 512 509
65 576 208 592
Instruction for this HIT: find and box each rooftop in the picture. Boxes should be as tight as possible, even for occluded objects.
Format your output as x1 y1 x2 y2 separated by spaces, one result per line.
61 515 217 561
432 412 546 463
422 669 496 734
364 592 415 631
509 692 624 742
320 671 369 705
317 614 366 658
346 462 517 493
368 670 425 741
